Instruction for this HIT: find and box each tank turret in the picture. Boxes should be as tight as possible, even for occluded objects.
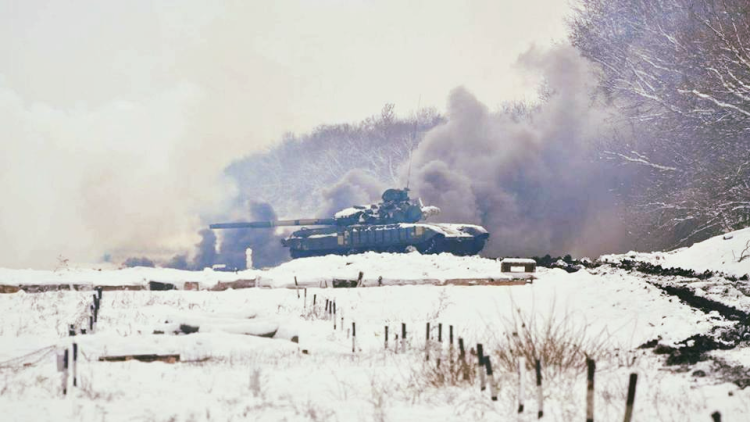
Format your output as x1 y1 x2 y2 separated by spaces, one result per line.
209 188 488 259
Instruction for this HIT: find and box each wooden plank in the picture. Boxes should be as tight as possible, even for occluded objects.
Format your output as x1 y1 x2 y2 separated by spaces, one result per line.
99 354 180 363
0 285 20 293
97 285 147 291
443 278 532 286
1 284 148 294
20 284 89 293
210 279 256 291
183 281 200 291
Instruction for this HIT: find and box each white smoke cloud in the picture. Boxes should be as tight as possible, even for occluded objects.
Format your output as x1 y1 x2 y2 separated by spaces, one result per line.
319 170 387 217
0 1 297 268
0 80 239 268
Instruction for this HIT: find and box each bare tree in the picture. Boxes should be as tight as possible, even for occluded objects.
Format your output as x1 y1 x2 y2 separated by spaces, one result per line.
226 105 444 217
735 240 750 263
571 0 750 248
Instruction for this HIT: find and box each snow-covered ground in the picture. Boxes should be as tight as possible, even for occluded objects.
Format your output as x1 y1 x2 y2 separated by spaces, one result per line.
601 226 750 277
599 227 750 318
4 231 750 421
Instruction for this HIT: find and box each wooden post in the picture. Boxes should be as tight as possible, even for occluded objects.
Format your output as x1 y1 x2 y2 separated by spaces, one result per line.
485 356 497 401
402 323 407 353
477 343 486 391
385 326 389 349
63 349 69 395
623 373 638 422
92 296 99 323
352 322 356 353
449 326 454 371
449 325 454 376
89 316 94 333
536 358 543 418
313 294 317 307
304 288 307 308
357 271 364 287
97 286 102 301
425 322 430 361
294 276 299 298
72 343 78 387
437 323 442 368
586 358 595 422
459 338 468 381
333 302 337 330
518 356 526 413
325 299 329 319
68 325 76 388
56 350 65 395
711 412 721 422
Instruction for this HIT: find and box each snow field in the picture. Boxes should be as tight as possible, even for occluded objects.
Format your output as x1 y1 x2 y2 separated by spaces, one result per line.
2 266 748 421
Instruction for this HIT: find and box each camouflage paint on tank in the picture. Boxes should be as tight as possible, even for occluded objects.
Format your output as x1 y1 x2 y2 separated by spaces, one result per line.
210 188 489 259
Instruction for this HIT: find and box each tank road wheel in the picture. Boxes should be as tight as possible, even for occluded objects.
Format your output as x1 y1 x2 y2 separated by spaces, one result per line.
418 235 444 254
468 238 488 255
291 249 315 259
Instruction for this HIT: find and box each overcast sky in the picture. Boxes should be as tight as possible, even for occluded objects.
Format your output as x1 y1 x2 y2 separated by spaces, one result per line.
0 0 571 268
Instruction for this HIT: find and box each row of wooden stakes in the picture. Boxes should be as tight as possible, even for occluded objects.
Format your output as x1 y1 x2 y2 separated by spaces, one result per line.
293 288 724 421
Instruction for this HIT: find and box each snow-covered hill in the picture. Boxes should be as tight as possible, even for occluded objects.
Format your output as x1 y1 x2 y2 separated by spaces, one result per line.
602 227 750 277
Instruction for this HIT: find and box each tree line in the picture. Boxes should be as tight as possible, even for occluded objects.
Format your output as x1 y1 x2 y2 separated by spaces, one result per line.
571 0 750 249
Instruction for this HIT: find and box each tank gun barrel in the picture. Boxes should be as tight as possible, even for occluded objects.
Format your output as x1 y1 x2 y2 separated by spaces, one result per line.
209 218 336 230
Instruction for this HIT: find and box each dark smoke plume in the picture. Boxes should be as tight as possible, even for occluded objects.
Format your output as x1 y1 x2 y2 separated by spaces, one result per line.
128 204 286 270
192 229 218 270
410 45 625 257
122 256 156 268
216 202 287 269
319 169 386 217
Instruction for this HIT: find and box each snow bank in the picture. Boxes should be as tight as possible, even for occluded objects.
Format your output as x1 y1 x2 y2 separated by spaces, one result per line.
0 266 260 289
0 252 510 290
260 252 509 287
601 227 750 277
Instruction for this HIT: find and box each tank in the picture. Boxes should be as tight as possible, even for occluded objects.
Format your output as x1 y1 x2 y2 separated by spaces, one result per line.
209 188 489 259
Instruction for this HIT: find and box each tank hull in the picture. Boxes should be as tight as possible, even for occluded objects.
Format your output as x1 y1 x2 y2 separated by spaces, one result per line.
284 223 489 258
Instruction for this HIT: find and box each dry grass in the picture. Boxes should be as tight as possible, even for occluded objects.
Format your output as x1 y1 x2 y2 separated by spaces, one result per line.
488 304 612 377
417 304 612 390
